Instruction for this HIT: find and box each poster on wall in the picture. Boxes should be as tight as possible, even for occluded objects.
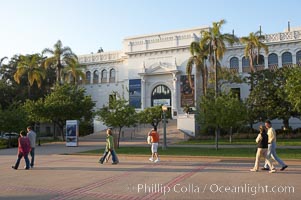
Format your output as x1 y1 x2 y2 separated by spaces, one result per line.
180 75 195 107
129 79 141 108
66 120 79 147
153 99 170 106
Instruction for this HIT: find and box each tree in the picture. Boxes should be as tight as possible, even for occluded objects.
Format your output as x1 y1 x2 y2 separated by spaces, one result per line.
240 31 268 73
97 93 137 148
240 31 269 93
62 58 86 84
198 91 248 143
284 66 301 113
13 54 46 98
200 19 238 98
138 106 163 129
23 84 95 140
42 40 77 84
186 41 208 99
0 56 30 108
246 68 298 129
0 56 8 67
199 19 238 149
0 102 28 133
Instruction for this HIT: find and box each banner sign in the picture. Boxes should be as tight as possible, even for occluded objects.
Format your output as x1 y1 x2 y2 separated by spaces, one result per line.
180 75 195 107
129 79 141 108
66 120 79 147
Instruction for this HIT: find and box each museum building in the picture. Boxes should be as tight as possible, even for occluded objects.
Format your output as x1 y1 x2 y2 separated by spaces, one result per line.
77 26 301 131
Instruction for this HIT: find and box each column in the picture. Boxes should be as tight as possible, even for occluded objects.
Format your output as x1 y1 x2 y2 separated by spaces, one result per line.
141 76 146 110
171 73 178 117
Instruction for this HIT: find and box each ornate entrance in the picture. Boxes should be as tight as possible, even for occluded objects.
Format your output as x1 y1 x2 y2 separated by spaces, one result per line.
151 84 171 107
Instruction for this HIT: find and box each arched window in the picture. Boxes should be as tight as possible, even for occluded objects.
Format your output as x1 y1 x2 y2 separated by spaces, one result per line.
254 55 264 65
296 50 301 66
230 57 239 68
109 69 115 83
268 53 278 66
254 54 265 71
268 53 278 70
242 56 250 73
101 69 107 83
282 52 292 67
93 70 99 84
242 57 250 67
85 71 91 84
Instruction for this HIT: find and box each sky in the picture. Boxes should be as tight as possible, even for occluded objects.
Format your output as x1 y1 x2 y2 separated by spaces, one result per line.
1 0 301 61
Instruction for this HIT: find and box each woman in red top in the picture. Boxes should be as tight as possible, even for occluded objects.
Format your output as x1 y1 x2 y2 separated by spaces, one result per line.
12 130 31 170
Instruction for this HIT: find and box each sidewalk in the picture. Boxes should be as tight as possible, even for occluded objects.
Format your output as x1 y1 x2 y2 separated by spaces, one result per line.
1 142 300 200
1 130 301 200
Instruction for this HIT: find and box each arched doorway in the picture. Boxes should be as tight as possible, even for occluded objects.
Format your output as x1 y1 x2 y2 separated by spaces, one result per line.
151 84 171 107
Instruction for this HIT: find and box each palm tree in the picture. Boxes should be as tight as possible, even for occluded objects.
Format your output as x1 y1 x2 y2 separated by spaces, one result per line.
199 19 238 150
42 40 77 85
62 58 86 84
13 54 46 98
240 31 268 92
240 31 268 73
0 56 8 67
186 41 209 100
200 19 238 98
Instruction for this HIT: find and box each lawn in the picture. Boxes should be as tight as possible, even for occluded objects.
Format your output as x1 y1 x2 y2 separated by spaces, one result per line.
177 138 301 146
80 146 301 159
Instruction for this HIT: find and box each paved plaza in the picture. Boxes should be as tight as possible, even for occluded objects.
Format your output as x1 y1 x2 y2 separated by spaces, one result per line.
0 137 300 200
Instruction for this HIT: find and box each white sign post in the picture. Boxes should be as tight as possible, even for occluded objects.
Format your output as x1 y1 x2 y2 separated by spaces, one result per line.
66 120 79 147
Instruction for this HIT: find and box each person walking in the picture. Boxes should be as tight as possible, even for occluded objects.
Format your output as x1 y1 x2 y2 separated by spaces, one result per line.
12 131 31 170
27 126 36 168
99 129 118 164
148 127 160 163
262 120 288 171
250 125 275 173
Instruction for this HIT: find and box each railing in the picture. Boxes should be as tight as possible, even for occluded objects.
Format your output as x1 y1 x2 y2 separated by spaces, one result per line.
268 64 278 71
229 67 239 73
282 63 294 68
254 65 265 71
78 51 122 64
93 79 99 84
109 78 115 83
101 78 107 83
264 30 301 43
242 67 251 73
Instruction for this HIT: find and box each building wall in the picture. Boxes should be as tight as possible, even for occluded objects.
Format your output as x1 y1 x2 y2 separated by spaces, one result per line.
78 26 301 131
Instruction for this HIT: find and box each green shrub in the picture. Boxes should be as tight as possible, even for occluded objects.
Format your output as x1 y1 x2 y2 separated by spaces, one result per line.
0 138 18 148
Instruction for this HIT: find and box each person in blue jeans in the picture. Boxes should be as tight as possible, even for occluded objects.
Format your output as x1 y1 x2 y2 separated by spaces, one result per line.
27 126 36 168
262 120 288 171
99 129 118 164
12 131 31 170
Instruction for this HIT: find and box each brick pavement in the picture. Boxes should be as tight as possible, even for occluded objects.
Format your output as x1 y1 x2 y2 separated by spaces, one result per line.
0 139 300 200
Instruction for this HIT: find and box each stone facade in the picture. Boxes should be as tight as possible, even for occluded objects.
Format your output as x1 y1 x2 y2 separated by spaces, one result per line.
78 26 301 131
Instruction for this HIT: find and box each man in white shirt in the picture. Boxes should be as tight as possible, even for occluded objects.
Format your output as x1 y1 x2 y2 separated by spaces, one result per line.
262 120 288 171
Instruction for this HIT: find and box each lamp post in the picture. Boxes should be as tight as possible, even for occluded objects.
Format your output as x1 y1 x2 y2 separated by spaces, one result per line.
162 105 168 150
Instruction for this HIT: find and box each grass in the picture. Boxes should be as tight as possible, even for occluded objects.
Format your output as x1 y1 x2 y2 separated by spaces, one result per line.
177 138 301 146
80 146 301 159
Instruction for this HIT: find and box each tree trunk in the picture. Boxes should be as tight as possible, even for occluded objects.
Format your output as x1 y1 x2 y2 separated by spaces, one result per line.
214 49 219 150
229 126 233 144
117 126 122 148
53 122 56 140
283 119 289 131
195 66 202 106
